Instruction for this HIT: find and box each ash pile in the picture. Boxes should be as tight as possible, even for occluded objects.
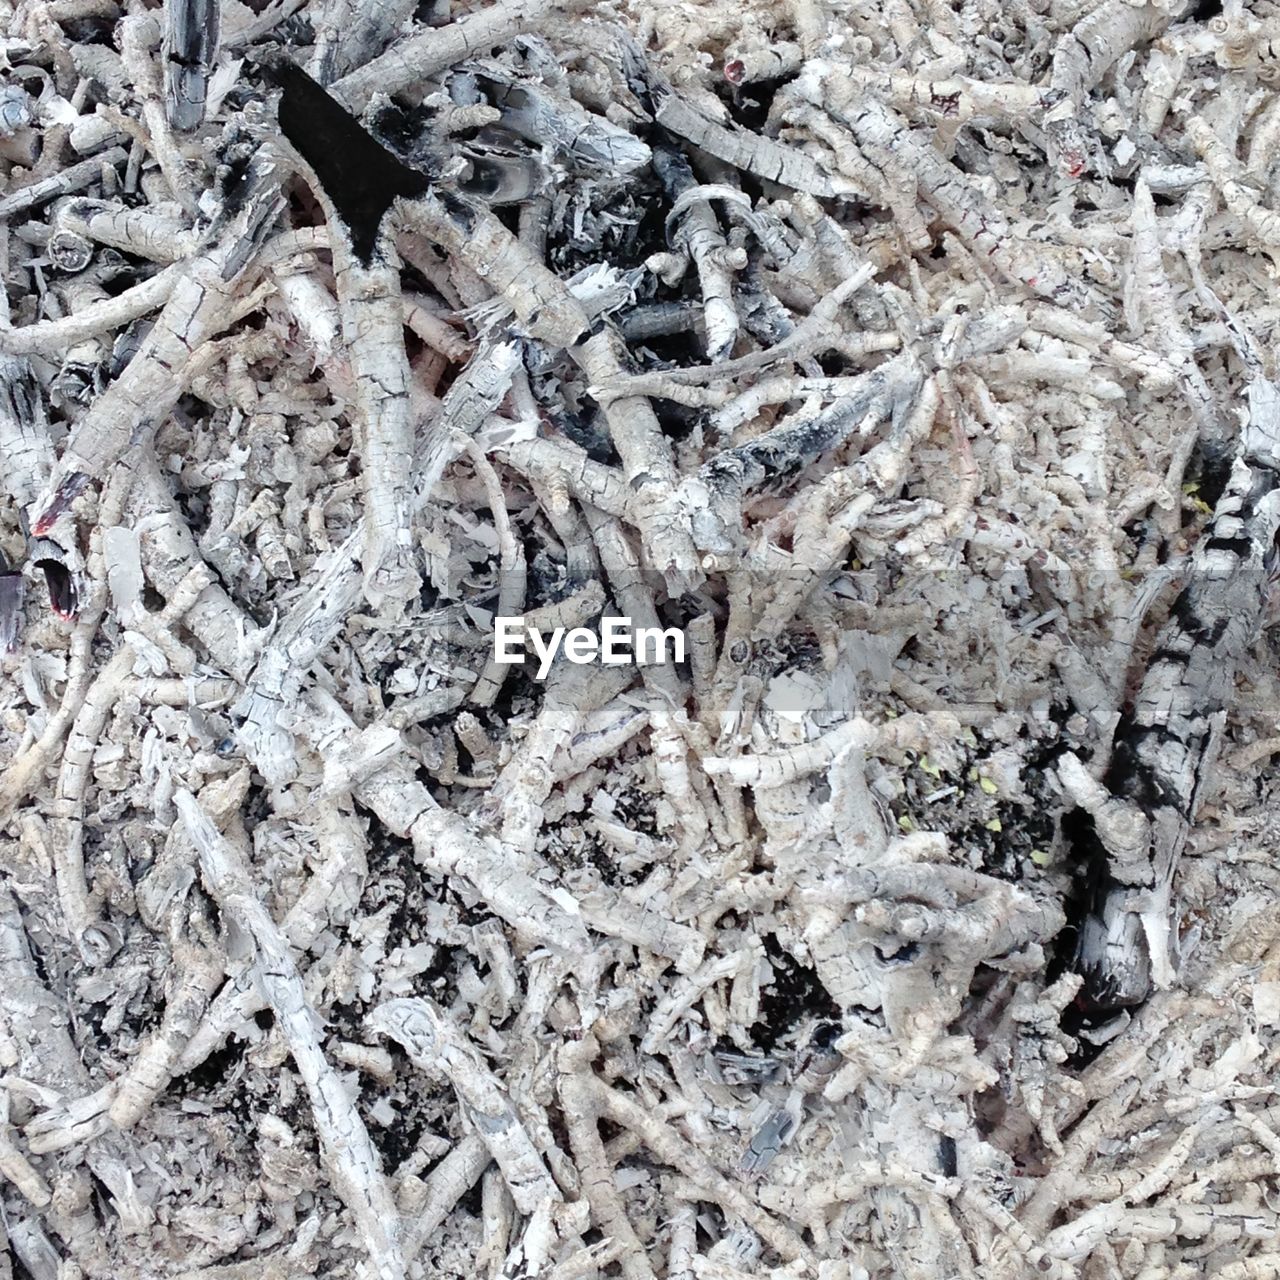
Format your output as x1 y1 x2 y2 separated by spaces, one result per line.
2 0 1280 1277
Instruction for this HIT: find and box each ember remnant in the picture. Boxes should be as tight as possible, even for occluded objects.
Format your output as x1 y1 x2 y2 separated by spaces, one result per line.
2 0 1280 1276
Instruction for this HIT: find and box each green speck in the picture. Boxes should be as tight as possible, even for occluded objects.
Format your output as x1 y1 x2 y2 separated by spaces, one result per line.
897 815 915 832
919 755 941 779
1030 849 1051 867
978 775 998 795
984 818 1002 832
1183 482 1211 514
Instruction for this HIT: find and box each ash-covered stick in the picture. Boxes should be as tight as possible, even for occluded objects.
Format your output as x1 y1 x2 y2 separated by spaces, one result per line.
398 192 588 348
0 146 129 220
0 354 54 529
489 661 633 853
309 0 413 83
118 14 203 215
0 1089 50 1209
0 549 21 653
705 712 958 787
163 0 220 131
795 79 1089 306
653 89 851 198
652 141 743 362
1042 0 1172 177
497 435 632 521
30 146 281 534
461 437 527 707
419 340 522 518
368 996 562 1217
269 61 586 600
176 799 368 1075
106 940 224 1130
592 263 877 401
571 333 701 590
555 1047 655 1280
824 64 1045 125
300 690 593 956
48 561 212 964
233 340 520 783
53 197 197 262
583 507 686 702
330 0 592 114
232 529 365 786
1065 367 1280 1012
175 788 406 1280
134 462 262 679
270 59 428 607
0 887 150 1232
0 266 182 357
697 352 921 513
402 1135 492 1262
569 1037 815 1267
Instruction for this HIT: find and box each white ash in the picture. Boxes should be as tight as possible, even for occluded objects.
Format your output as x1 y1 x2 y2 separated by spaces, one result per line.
2 0 1280 1277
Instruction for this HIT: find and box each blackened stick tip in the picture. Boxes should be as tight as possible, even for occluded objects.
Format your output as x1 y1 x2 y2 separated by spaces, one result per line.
270 59 430 265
